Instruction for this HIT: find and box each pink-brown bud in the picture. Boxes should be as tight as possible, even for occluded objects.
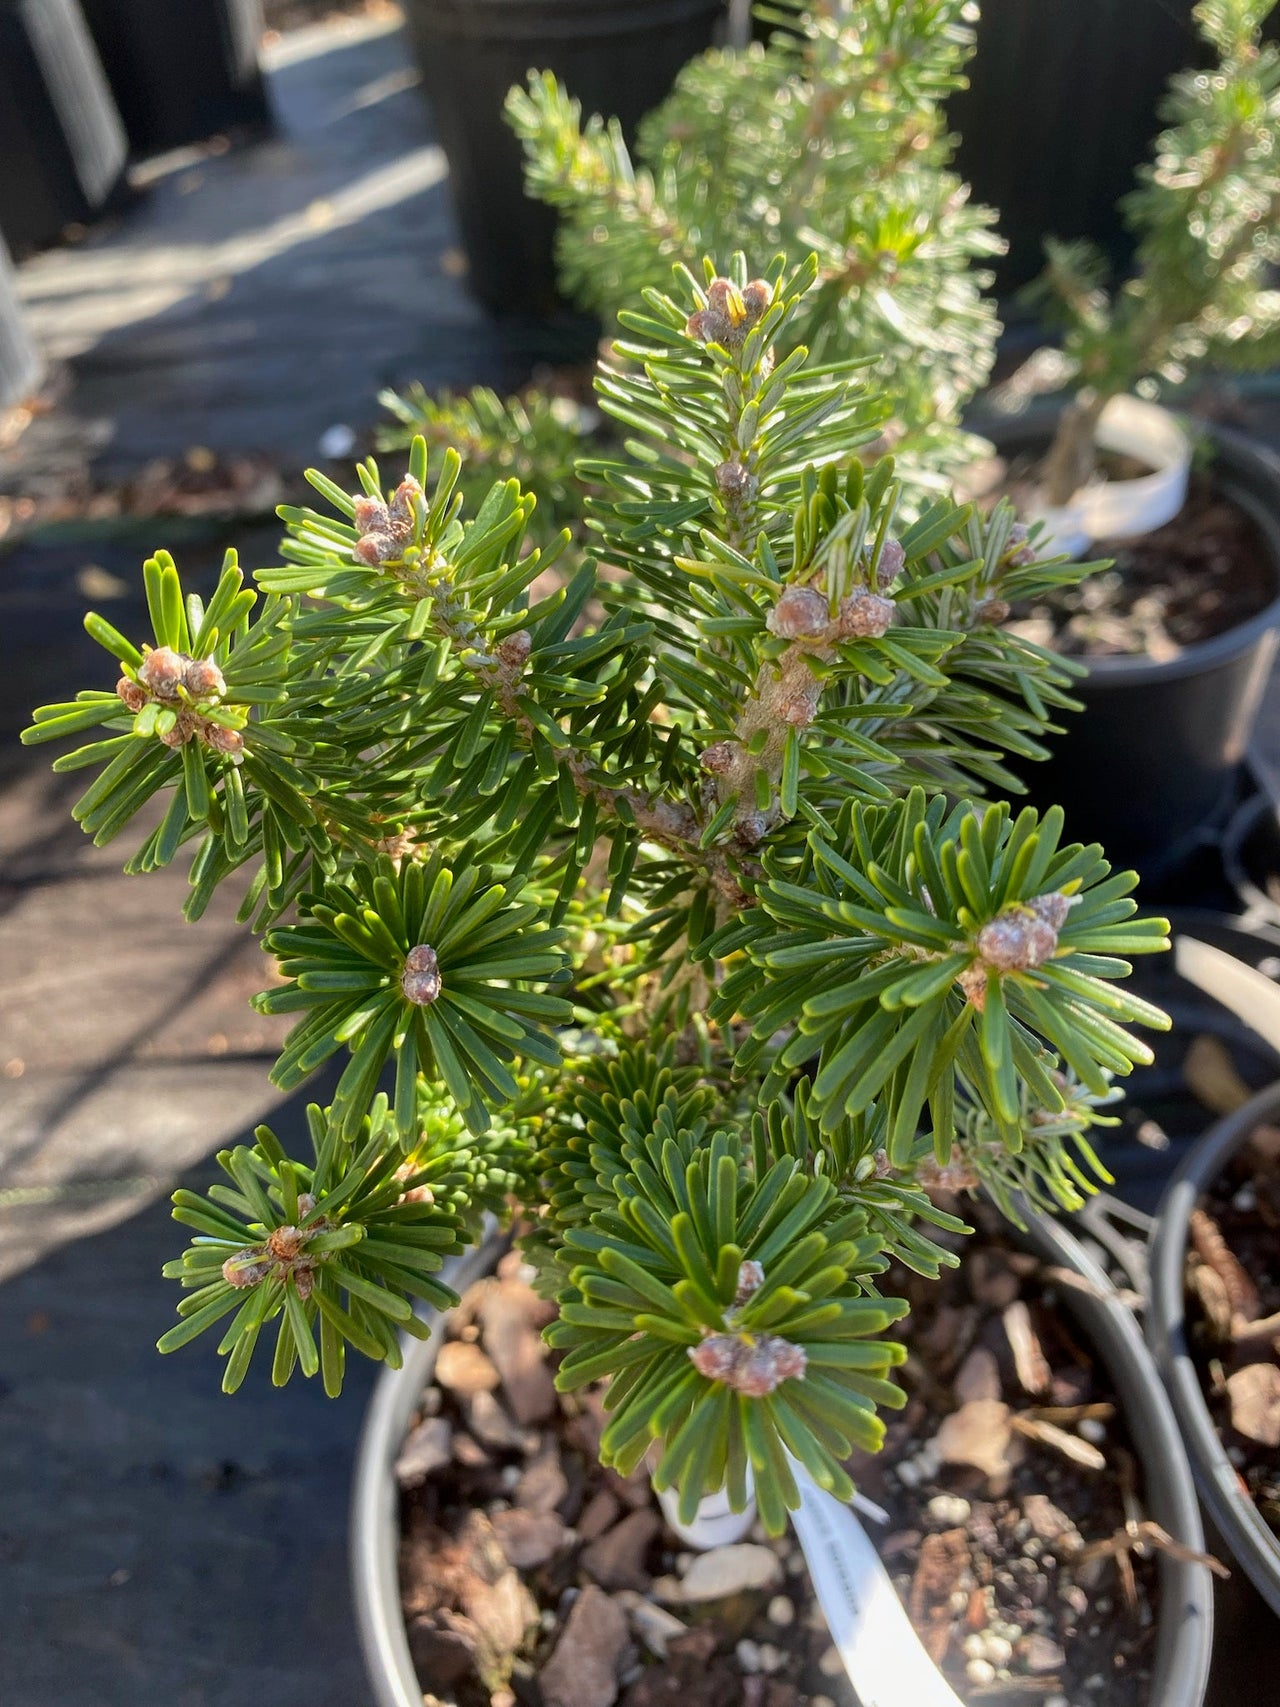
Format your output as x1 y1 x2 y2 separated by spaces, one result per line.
735 1260 765 1305
685 307 732 347
182 656 226 699
353 530 399 566
835 590 895 640
387 476 423 532
1003 521 1035 567
158 714 194 748
353 495 390 534
267 1225 306 1262
292 1265 316 1302
297 1193 318 1218
974 596 1011 626
497 629 532 668
714 460 755 500
223 1252 268 1288
1029 890 1073 930
116 676 147 712
875 537 906 589
689 1330 806 1395
401 943 441 1006
975 904 1059 972
767 585 830 640
699 740 738 775
740 279 773 317
690 1334 744 1384
138 646 188 699
203 723 244 756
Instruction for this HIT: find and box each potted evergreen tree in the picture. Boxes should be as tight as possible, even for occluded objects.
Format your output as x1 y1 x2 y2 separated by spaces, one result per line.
985 0 1280 880
24 256 1213 1699
506 0 1003 496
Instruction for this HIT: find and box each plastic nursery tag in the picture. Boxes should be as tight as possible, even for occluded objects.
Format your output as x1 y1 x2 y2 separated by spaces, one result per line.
787 1461 965 1707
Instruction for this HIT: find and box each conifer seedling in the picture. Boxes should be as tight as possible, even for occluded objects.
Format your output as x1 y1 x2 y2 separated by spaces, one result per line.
25 259 1168 1531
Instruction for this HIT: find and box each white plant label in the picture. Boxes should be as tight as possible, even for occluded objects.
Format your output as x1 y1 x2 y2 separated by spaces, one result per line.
788 1462 966 1707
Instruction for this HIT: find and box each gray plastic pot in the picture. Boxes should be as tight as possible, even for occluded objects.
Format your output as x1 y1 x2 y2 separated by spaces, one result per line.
1147 1081 1280 1620
350 1213 1214 1707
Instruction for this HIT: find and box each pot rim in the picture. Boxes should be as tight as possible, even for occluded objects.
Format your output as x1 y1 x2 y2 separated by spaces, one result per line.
1147 1081 1280 1618
351 1214 1214 1706
975 413 1280 688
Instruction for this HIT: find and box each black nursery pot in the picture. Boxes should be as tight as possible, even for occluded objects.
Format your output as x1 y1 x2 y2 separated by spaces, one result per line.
402 0 725 317
1147 1082 1280 1620
948 1 1280 294
0 0 130 254
76 0 270 158
992 420 1280 891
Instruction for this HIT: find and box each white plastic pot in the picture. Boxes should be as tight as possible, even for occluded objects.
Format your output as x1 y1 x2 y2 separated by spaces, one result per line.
1030 393 1193 558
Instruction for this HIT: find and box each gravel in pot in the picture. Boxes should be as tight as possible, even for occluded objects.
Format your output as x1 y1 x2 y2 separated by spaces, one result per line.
357 1210 1213 1707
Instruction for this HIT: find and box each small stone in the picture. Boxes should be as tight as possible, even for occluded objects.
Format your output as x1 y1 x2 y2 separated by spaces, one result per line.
613 1590 688 1658
395 1415 453 1488
1023 1494 1082 1551
578 1489 622 1542
756 1644 785 1673
1077 1417 1106 1445
1019 1633 1067 1675
452 1431 490 1468
926 1494 971 1527
466 1390 530 1453
736 1639 764 1674
766 1594 795 1627
406 1615 476 1688
479 1281 558 1424
436 1339 500 1397
515 1448 569 1515
677 1543 784 1603
539 1584 629 1707
582 1509 662 1592
966 1659 996 1688
984 1634 1013 1666
962 1633 986 1661
490 1507 568 1570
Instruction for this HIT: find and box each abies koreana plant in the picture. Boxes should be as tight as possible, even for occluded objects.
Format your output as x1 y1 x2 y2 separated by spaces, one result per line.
1034 0 1280 503
507 0 1002 497
24 258 1170 1532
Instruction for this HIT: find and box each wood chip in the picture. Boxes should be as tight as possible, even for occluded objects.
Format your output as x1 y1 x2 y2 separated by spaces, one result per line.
1226 1362 1280 1447
1003 1300 1052 1395
1010 1414 1106 1470
908 1528 969 1665
1189 1207 1260 1324
934 1399 1024 1491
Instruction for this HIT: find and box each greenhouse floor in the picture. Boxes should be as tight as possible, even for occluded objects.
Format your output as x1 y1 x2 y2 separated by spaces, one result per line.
2 9 1280 1706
